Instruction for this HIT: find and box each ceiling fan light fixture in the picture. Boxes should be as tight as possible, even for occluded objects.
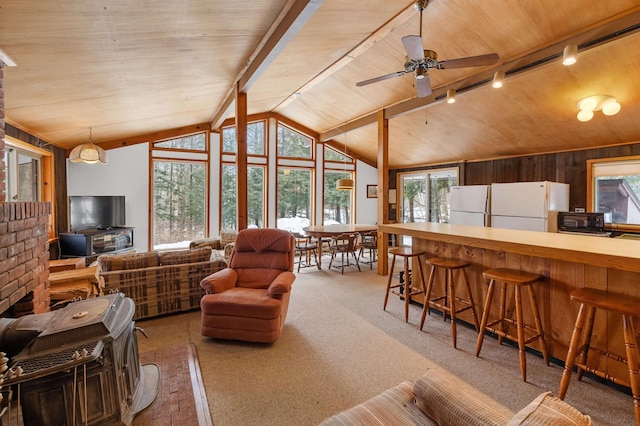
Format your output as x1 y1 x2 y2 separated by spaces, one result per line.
492 71 505 88
68 127 107 164
446 88 456 104
562 44 578 65
415 67 427 80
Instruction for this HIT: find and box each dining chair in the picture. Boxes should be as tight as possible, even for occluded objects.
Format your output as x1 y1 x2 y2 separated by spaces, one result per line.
292 232 319 272
357 230 378 269
328 233 361 274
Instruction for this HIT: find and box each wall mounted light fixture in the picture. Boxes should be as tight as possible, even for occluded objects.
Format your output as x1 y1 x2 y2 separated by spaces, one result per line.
492 71 505 88
446 88 456 104
562 44 578 65
576 95 621 122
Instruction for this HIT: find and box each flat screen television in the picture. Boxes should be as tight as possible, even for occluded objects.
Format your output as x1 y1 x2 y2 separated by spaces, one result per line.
69 196 126 231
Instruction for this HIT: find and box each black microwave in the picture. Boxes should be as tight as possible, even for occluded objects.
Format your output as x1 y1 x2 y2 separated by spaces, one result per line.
557 212 605 233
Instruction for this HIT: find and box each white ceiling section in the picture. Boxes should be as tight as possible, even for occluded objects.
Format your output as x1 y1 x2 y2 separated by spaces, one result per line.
1 1 639 168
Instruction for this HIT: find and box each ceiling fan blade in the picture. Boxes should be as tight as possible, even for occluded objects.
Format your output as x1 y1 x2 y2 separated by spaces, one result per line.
437 53 499 69
416 74 432 98
356 71 407 87
402 35 425 61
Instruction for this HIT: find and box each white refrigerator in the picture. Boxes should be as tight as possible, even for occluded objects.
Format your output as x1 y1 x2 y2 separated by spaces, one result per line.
490 181 569 232
449 185 490 227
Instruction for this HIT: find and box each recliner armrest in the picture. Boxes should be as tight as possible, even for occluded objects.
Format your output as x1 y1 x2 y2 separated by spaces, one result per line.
268 271 295 296
200 268 238 294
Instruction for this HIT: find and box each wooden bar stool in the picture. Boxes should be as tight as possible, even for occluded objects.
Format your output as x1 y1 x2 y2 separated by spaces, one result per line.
420 257 480 349
475 268 549 382
558 288 640 424
383 247 426 323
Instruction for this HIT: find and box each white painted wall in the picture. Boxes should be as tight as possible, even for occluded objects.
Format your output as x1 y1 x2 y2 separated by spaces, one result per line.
356 160 378 224
66 143 149 252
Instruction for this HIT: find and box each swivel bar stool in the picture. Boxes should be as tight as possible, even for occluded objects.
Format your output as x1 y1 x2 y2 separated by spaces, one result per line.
384 246 426 322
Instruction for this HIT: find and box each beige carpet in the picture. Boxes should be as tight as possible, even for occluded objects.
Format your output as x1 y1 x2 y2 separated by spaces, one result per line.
136 265 635 425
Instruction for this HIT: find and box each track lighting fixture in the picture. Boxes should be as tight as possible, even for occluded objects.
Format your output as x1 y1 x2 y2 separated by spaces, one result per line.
492 71 505 88
562 44 578 65
446 88 456 104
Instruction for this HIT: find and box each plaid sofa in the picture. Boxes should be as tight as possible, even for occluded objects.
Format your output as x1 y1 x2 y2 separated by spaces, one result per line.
189 229 237 261
320 366 592 426
97 247 227 320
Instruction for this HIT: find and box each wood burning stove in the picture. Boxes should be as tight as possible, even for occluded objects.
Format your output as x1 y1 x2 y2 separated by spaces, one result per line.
0 293 159 426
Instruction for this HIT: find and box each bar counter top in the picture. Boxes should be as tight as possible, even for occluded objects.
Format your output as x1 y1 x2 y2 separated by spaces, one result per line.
378 222 640 273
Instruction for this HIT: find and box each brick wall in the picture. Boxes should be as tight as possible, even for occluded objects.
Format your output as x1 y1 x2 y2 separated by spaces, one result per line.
1 62 6 200
0 61 50 316
0 202 51 316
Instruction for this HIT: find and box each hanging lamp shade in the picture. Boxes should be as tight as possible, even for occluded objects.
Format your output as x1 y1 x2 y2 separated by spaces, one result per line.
336 177 354 190
69 128 107 164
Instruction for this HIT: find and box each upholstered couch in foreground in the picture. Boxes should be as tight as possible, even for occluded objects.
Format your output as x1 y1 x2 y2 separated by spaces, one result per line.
97 247 227 319
320 366 592 426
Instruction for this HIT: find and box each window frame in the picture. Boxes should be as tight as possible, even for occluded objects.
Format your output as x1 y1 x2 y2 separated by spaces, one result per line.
150 132 210 250
4 136 55 239
587 155 640 232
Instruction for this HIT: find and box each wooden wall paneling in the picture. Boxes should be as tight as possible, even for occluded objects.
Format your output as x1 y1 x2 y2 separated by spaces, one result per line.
458 142 640 211
549 260 586 360
604 269 640 382
462 161 492 185
453 244 485 326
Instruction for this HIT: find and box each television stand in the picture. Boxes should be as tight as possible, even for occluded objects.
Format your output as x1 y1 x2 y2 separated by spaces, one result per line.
59 227 134 259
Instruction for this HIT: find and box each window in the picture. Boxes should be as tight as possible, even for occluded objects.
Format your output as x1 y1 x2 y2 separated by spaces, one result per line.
154 132 206 151
323 145 354 225
277 168 312 233
398 168 458 244
221 164 237 230
222 121 266 155
278 124 312 158
248 166 265 228
4 144 41 201
588 156 640 227
323 171 352 224
151 132 209 249
4 136 55 238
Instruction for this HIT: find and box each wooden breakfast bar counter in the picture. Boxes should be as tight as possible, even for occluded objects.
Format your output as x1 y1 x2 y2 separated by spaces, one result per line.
378 222 640 382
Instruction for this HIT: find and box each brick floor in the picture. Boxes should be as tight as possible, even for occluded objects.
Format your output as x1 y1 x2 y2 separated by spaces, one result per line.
134 343 211 426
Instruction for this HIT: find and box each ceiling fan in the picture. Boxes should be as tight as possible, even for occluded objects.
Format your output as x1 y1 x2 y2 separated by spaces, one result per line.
356 0 499 98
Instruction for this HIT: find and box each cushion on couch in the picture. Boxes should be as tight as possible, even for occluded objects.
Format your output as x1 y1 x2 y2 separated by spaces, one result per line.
159 247 213 265
412 367 515 426
319 381 436 426
506 392 593 425
98 251 159 272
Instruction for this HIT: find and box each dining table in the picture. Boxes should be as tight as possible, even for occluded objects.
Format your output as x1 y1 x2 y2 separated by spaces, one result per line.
302 224 377 269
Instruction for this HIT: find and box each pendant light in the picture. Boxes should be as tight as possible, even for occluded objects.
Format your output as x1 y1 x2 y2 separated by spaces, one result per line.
69 127 108 164
336 133 354 190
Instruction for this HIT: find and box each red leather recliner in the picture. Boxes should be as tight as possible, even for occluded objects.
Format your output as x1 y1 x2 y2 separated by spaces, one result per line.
200 228 296 343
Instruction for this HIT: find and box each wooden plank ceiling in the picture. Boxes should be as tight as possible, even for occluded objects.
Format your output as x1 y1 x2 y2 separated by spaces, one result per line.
1 0 639 169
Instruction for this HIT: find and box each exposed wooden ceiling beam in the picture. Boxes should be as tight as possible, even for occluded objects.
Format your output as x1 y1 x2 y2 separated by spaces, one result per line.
209 0 324 130
272 1 417 112
319 7 640 141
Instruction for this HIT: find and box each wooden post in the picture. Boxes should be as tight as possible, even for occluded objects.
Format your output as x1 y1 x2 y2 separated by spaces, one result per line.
377 109 389 275
235 83 248 230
